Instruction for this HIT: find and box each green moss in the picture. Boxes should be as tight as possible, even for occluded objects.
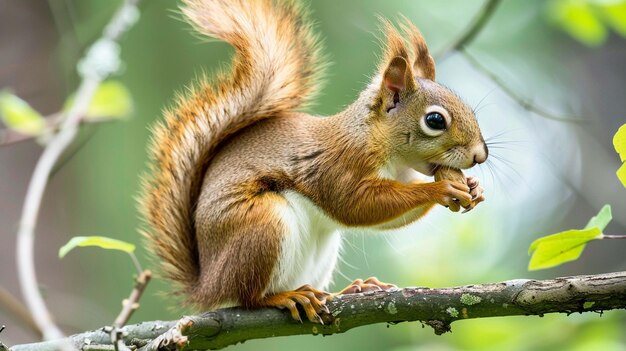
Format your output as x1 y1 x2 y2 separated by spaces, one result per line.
460 293 482 305
386 302 398 314
446 307 459 318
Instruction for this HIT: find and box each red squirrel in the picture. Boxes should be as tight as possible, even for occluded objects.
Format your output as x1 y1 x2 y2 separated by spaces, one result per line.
140 0 487 323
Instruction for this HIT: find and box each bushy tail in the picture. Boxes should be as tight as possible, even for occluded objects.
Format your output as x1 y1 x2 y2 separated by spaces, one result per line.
139 0 325 300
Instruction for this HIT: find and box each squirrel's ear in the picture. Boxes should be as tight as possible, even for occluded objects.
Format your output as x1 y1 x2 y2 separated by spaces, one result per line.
383 56 416 94
401 18 436 80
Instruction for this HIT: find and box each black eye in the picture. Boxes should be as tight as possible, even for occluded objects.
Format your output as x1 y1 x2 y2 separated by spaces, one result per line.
425 112 446 130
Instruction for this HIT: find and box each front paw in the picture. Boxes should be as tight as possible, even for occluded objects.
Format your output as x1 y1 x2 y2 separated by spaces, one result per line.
433 180 472 212
462 176 485 213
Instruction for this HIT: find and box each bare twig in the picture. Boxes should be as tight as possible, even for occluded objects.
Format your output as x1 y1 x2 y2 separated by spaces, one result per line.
1 129 41 146
0 114 112 147
0 113 60 146
113 270 152 328
435 0 502 61
107 267 151 351
128 253 144 277
0 288 41 338
461 49 587 122
9 271 626 351
15 0 141 343
603 235 626 239
0 326 7 351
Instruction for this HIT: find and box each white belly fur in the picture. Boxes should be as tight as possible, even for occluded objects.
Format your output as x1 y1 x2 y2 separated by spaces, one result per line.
265 160 427 294
267 191 342 294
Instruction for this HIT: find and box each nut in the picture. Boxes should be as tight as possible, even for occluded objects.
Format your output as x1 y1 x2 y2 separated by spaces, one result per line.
434 166 466 186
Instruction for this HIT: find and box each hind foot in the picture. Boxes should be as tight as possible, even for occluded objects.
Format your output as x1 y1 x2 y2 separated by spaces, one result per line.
260 284 331 324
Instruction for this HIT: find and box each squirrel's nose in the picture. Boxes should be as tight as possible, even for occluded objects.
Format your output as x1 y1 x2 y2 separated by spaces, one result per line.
471 143 488 165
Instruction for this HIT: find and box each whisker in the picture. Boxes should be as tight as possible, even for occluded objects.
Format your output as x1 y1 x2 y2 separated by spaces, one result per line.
486 145 521 152
424 149 450 163
474 102 496 115
486 140 526 146
486 159 515 200
490 154 527 187
481 160 499 197
472 87 497 114
484 128 523 142
488 156 526 192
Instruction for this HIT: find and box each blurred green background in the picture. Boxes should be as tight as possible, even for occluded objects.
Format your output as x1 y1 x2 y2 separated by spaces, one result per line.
1 0 626 350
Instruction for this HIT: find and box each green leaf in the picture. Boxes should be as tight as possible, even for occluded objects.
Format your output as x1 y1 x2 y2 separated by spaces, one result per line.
617 163 626 188
59 236 135 258
614 124 626 187
528 228 602 270
528 205 611 271
614 124 626 162
547 0 608 46
600 1 626 37
0 91 45 135
64 80 133 120
583 204 612 231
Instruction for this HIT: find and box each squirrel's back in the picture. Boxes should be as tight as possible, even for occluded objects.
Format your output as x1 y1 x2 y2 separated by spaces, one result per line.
139 0 325 303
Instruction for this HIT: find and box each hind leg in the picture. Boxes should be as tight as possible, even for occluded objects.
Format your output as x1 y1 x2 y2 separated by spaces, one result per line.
204 193 330 323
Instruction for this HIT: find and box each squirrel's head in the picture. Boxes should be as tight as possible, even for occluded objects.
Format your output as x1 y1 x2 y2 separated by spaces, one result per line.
369 19 488 176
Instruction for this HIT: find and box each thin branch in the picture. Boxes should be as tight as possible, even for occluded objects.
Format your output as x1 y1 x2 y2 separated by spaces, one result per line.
461 49 587 122
15 0 141 343
9 271 626 351
107 268 151 351
603 235 626 240
113 270 152 327
0 288 41 338
435 0 502 61
1 129 42 146
0 113 60 146
0 115 111 147
128 253 144 277
0 325 8 351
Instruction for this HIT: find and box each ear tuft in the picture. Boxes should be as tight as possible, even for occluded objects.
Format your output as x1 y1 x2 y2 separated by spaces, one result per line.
399 16 436 80
378 17 410 71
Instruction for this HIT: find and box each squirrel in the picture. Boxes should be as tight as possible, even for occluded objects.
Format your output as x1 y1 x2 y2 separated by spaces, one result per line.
139 0 488 323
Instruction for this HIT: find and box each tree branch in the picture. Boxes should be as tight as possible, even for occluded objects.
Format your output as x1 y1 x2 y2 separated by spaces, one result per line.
461 49 586 122
9 271 626 351
0 288 41 338
0 114 111 147
435 0 502 60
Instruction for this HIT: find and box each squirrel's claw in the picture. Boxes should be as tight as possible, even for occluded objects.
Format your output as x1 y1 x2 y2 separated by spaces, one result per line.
261 285 330 324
